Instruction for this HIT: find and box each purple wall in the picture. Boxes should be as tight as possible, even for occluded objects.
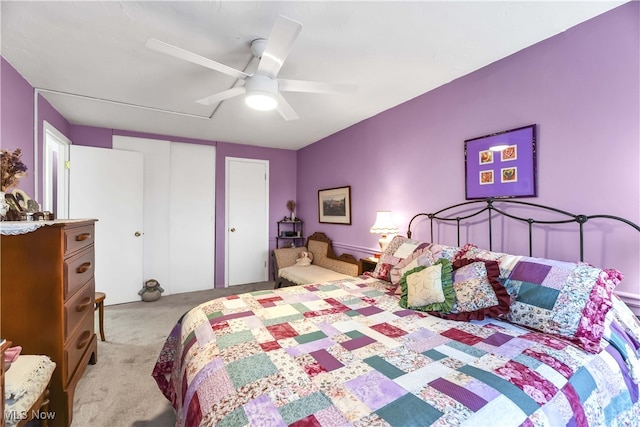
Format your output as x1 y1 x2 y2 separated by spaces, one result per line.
1 57 35 193
297 2 640 307
1 57 71 196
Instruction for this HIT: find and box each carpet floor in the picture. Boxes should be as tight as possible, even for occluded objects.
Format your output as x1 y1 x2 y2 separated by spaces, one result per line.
71 281 276 427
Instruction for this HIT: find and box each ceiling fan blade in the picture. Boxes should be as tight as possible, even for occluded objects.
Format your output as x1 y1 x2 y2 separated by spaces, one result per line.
278 79 357 94
196 87 246 106
146 38 249 80
256 16 302 78
275 93 299 121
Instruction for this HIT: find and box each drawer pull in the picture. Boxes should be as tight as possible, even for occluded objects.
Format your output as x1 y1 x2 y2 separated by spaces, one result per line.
76 330 92 350
76 262 92 274
76 297 92 312
75 233 92 242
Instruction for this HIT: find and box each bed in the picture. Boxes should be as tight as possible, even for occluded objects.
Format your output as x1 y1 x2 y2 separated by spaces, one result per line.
153 199 640 426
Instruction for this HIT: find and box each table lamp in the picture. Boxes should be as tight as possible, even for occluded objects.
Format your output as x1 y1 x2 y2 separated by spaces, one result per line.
370 210 399 254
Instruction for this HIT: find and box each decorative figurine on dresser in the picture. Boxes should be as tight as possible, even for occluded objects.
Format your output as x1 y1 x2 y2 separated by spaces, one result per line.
0 148 53 222
1 219 99 426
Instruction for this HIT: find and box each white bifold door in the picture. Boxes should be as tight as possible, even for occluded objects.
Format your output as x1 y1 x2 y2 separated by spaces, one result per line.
112 137 215 296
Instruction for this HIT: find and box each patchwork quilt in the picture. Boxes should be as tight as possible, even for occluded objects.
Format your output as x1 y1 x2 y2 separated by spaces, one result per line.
153 277 640 427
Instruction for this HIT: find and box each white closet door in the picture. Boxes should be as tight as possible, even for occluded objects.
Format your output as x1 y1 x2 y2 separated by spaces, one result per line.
170 142 216 293
113 136 171 294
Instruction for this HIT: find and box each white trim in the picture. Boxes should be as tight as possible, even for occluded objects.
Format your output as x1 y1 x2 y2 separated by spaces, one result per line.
43 121 71 219
36 88 209 120
33 89 39 201
334 242 378 256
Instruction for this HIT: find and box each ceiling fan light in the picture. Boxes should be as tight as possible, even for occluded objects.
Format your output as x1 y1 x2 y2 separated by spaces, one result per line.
245 92 278 111
244 74 278 111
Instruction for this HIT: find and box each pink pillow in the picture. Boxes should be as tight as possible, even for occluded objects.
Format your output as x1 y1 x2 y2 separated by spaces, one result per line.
389 246 437 286
369 236 427 281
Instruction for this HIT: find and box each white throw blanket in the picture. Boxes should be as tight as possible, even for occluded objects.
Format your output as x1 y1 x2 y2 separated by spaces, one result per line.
4 355 56 427
278 264 352 285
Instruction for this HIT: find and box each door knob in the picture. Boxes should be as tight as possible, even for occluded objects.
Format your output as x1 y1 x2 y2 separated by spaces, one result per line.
230 228 236 232
134 231 142 237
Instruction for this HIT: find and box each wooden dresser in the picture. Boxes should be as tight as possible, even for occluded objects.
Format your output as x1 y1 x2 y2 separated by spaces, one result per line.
0 220 98 427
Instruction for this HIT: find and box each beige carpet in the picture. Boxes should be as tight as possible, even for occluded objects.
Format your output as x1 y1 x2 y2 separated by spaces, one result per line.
71 281 276 427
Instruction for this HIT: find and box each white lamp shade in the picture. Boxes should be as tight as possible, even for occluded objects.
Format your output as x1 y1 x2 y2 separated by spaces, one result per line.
370 210 398 253
370 210 399 235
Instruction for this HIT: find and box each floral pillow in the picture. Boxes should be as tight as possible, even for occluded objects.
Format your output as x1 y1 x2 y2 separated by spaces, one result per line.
398 259 454 312
460 244 523 283
369 235 429 281
430 258 510 321
502 256 623 354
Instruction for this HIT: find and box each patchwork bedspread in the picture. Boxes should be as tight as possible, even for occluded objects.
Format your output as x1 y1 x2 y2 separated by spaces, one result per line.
153 277 640 427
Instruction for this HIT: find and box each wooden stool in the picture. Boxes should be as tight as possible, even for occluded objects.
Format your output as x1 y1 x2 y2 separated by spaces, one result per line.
94 292 106 341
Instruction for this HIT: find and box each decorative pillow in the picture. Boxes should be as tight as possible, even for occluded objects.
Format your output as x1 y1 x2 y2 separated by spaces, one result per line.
369 235 429 281
390 245 436 286
503 256 623 354
430 258 510 321
429 243 468 263
398 259 454 312
295 251 313 267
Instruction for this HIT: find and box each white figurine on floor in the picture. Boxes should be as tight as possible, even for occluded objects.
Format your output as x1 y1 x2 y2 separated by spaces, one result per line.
138 279 164 302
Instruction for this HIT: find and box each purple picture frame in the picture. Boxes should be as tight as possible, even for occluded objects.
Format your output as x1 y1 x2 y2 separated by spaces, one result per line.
464 124 537 199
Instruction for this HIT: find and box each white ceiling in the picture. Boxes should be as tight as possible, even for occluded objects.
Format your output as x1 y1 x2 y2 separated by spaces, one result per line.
1 1 627 150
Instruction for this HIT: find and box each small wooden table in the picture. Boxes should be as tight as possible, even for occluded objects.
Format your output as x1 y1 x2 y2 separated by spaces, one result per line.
94 292 106 342
359 257 378 275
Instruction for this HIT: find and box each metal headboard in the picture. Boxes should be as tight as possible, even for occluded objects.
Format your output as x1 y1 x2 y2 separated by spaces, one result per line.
407 198 640 262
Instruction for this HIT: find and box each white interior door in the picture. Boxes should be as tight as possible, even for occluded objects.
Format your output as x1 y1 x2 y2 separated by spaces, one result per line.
226 157 269 286
169 142 215 293
69 145 144 305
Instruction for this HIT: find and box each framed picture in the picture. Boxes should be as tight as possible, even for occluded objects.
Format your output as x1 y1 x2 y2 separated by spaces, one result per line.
464 124 537 199
318 186 351 224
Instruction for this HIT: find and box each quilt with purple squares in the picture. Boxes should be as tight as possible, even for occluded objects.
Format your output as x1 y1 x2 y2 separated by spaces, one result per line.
152 277 640 427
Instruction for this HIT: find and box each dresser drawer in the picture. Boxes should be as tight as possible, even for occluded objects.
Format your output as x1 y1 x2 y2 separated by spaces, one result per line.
64 224 95 257
64 279 95 339
64 313 94 385
64 248 95 299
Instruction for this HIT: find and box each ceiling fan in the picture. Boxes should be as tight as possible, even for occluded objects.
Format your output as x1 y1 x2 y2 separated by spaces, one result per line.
146 15 354 120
